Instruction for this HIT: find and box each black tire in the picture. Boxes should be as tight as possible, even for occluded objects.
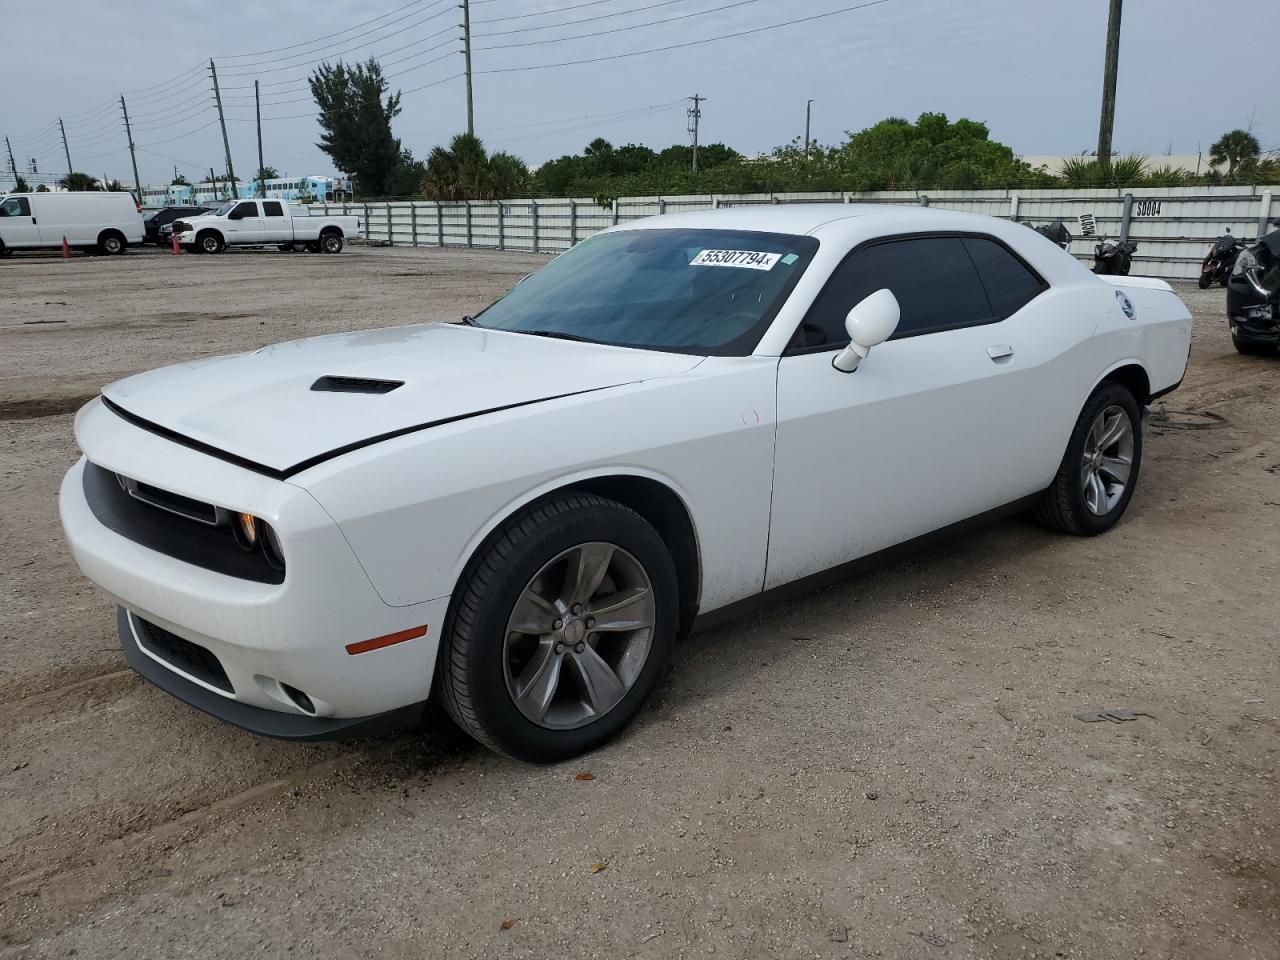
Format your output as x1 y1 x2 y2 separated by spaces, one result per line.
277 244 296 252
437 493 679 763
1231 326 1277 356
1033 383 1143 536
305 241 321 253
1197 272 1213 289
320 231 343 254
97 230 126 256
197 230 224 255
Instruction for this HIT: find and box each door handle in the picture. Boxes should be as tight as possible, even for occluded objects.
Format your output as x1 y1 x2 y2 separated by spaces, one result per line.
986 344 1014 361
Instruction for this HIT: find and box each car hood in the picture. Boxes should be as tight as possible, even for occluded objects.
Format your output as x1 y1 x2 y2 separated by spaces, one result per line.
102 323 703 476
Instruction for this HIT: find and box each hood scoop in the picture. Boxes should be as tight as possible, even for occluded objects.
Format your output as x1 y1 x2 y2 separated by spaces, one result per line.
311 375 404 395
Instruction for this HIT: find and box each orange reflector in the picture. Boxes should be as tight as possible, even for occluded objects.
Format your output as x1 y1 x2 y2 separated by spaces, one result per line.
345 624 427 656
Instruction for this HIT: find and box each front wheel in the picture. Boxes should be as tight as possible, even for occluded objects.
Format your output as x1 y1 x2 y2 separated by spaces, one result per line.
1198 271 1213 289
1033 383 1143 536
320 232 343 254
1231 325 1277 356
197 231 224 255
437 493 679 762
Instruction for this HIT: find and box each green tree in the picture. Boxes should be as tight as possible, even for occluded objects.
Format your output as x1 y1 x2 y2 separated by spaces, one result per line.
309 58 402 196
1209 129 1260 176
171 173 191 186
255 166 279 181
59 172 99 191
12 174 30 192
103 179 126 192
421 133 529 200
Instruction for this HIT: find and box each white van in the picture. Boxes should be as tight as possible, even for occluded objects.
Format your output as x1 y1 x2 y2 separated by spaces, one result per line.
0 192 144 256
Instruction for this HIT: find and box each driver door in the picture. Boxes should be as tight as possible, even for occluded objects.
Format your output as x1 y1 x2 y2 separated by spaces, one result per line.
226 201 264 243
766 235 1044 589
0 196 39 248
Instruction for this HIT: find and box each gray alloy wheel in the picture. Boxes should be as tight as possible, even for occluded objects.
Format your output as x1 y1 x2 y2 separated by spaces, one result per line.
98 232 124 255
199 232 224 254
320 232 343 254
502 542 657 730
1080 404 1135 516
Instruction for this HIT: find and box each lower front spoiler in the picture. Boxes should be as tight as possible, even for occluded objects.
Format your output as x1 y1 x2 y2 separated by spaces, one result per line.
118 607 426 741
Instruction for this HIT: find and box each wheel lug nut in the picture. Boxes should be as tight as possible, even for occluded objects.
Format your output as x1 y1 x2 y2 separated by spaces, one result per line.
571 604 582 615
586 617 596 628
574 642 585 653
553 620 563 630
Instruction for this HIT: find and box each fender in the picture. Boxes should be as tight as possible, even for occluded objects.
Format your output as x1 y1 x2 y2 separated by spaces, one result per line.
440 464 703 604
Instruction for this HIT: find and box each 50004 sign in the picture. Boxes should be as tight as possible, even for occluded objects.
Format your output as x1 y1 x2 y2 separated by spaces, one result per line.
1133 200 1162 217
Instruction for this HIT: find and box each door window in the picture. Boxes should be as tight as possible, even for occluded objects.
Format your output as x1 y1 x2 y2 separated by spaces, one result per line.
262 201 284 217
0 197 31 217
962 237 1045 317
796 236 993 348
231 201 257 219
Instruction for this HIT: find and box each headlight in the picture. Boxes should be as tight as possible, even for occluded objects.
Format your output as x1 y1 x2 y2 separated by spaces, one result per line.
231 513 283 567
1233 249 1255 277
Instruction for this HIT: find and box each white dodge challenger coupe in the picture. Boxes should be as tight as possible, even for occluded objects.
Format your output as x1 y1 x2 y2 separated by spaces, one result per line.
59 205 1192 761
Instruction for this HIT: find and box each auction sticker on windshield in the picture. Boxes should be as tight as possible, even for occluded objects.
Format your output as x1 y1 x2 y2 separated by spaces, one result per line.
689 249 781 270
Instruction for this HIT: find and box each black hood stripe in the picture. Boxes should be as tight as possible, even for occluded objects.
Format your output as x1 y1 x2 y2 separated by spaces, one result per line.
101 385 622 480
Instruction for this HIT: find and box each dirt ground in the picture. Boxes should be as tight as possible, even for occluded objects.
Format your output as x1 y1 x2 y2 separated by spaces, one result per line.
1 245 1277 960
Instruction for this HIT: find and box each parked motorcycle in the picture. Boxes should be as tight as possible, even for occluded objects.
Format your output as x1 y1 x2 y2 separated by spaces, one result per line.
1031 220 1072 249
1225 218 1280 355
1092 238 1137 276
1199 230 1240 288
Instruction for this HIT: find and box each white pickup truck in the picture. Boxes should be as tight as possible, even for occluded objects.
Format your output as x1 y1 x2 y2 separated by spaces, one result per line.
173 199 361 254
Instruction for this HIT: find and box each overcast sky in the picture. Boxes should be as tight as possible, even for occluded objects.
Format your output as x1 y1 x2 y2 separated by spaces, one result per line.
2 0 1277 188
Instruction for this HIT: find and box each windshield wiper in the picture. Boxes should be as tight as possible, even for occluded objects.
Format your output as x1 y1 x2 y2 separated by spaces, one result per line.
458 314 479 326
516 329 600 344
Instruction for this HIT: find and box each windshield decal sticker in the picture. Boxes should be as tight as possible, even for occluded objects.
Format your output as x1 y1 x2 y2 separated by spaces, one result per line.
690 249 782 270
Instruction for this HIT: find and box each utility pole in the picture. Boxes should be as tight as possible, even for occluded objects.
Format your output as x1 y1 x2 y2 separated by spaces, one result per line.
687 94 704 175
255 80 266 198
461 0 474 135
58 117 73 177
120 96 142 204
209 59 238 198
804 99 814 159
4 136 16 183
1096 0 1122 171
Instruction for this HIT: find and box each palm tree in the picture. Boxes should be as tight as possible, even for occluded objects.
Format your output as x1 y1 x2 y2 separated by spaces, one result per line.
1209 130 1260 176
421 133 529 200
59 171 99 191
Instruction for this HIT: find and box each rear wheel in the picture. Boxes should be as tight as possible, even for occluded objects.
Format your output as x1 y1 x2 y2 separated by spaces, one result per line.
97 231 125 255
437 493 678 762
320 231 343 254
1033 383 1143 536
305 241 321 253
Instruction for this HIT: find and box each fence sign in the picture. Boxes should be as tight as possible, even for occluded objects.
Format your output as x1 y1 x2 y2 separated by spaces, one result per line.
1133 199 1162 217
1078 213 1097 236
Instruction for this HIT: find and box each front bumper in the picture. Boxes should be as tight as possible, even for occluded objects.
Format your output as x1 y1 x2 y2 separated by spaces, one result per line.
119 608 425 740
59 401 452 732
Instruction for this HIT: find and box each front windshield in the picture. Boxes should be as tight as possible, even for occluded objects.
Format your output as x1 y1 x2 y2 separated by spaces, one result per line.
473 228 819 355
214 201 235 216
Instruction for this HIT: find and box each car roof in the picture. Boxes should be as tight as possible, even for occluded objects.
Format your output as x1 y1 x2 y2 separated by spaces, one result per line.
613 203 881 236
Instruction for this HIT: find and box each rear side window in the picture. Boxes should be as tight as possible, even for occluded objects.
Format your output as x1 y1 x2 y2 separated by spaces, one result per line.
0 196 31 217
962 237 1044 317
262 201 284 217
799 236 992 346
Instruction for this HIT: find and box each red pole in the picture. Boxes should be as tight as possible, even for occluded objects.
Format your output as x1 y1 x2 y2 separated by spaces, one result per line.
61 235 70 259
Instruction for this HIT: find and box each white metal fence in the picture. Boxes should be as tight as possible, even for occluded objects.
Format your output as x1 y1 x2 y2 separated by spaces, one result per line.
319 185 1276 281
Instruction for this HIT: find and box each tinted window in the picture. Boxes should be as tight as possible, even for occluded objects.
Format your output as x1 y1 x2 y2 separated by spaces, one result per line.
231 202 257 218
474 228 819 356
0 196 31 217
963 237 1043 317
799 236 992 347
262 201 284 217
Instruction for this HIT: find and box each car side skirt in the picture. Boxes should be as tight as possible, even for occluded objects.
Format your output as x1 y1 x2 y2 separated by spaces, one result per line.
690 493 1040 634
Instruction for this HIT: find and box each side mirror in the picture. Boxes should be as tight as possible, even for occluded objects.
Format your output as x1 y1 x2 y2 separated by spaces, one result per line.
832 289 900 373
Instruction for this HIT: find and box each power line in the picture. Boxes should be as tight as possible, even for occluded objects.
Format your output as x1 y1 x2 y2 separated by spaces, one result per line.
475 0 769 49
474 0 687 37
476 0 895 73
475 0 642 25
217 0 441 59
